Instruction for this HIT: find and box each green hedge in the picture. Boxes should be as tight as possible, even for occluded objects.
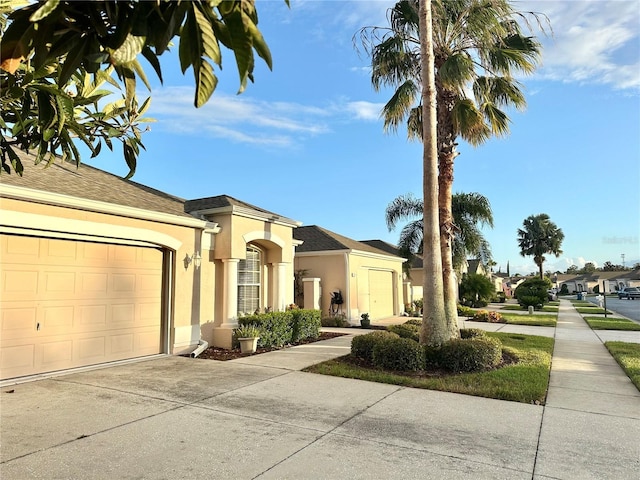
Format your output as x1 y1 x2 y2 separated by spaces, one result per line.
373 337 424 371
351 331 399 363
238 309 320 348
439 337 502 372
387 323 420 342
460 328 487 339
291 309 321 342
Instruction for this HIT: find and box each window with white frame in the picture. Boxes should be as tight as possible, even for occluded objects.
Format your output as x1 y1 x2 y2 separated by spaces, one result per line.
238 246 261 314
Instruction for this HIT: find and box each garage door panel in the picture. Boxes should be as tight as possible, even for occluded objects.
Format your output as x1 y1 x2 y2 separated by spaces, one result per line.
0 235 163 380
369 270 394 319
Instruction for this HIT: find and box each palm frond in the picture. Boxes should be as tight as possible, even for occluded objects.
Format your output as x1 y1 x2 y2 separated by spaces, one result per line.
382 80 419 134
386 193 423 230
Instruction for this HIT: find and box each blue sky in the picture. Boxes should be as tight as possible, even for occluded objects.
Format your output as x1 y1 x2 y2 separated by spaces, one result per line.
85 0 640 275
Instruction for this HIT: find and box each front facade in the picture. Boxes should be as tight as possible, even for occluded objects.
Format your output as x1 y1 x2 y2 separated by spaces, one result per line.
0 157 300 380
293 227 405 323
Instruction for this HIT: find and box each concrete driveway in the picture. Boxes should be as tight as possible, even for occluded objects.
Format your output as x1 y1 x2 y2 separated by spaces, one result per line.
2 304 639 479
2 355 547 479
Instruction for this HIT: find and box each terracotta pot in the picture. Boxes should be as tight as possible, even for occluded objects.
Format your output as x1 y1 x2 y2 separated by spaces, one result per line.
238 337 259 354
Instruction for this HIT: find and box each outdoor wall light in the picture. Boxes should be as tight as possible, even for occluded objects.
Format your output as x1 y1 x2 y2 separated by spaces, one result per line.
184 252 202 269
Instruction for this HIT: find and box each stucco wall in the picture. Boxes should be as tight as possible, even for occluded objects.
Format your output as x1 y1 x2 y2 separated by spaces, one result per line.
0 197 208 354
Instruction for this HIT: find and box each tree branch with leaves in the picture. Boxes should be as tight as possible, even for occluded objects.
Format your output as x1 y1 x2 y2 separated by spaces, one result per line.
1 0 286 177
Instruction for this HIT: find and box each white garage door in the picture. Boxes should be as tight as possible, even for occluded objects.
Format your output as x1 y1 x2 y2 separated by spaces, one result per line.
368 270 394 319
0 234 163 380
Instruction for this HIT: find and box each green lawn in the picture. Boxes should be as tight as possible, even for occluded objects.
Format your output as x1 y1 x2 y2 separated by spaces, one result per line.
570 300 592 305
575 307 612 314
605 342 640 391
501 313 557 327
304 332 554 404
583 316 640 331
501 305 559 313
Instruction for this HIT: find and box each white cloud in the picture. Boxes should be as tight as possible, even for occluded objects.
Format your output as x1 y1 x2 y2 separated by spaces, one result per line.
344 100 385 120
525 0 640 90
147 87 382 147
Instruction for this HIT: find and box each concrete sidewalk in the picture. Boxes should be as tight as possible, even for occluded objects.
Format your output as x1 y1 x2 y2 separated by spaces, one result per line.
1 300 639 479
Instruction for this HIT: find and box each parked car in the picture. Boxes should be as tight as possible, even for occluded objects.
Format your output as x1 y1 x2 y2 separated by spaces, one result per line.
617 287 640 300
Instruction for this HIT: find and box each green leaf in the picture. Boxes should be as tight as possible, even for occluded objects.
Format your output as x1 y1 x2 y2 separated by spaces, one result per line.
194 4 221 66
141 46 163 83
245 15 272 70
29 0 60 22
109 33 146 66
55 94 74 133
223 9 253 93
36 91 57 130
194 60 218 108
179 8 196 73
130 58 151 91
123 142 137 179
58 40 88 86
137 97 152 116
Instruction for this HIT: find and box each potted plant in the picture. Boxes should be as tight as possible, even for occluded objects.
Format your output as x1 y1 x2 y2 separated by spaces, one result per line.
360 313 371 328
235 324 261 354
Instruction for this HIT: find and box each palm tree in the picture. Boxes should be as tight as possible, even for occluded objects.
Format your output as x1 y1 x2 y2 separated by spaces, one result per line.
417 0 447 344
386 191 494 273
517 214 564 279
359 0 544 338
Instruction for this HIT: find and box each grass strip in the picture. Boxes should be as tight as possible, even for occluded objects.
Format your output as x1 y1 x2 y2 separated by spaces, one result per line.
583 316 640 331
575 307 612 314
304 332 553 404
500 305 558 313
604 341 640 391
500 313 557 327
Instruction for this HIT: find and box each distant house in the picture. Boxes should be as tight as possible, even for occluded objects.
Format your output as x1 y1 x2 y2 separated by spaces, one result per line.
559 269 639 293
293 228 404 322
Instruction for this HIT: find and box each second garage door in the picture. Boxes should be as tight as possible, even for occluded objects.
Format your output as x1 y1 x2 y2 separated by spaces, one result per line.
0 234 164 380
368 270 394 319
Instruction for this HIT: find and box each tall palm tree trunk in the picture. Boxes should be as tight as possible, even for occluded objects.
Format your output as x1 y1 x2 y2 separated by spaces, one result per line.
436 84 460 338
419 0 447 346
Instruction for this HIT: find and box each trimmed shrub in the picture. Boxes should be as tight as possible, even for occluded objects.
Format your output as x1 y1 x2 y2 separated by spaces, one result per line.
372 337 423 371
459 273 495 308
423 344 441 369
404 318 423 327
514 277 552 309
559 284 569 295
351 331 399 363
321 314 348 327
238 312 292 348
457 305 476 317
472 310 505 323
291 309 321 342
440 337 502 373
460 328 486 339
387 323 420 342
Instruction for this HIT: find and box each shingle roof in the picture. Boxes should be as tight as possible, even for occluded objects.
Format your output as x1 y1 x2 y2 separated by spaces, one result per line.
184 195 298 225
360 239 421 267
185 195 278 216
294 226 401 258
1 151 192 218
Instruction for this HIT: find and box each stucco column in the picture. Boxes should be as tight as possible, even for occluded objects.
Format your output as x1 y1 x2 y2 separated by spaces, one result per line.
302 277 321 310
221 258 239 327
272 262 288 311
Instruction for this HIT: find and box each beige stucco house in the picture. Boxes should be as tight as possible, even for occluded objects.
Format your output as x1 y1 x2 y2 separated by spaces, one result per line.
0 157 301 380
293 227 405 323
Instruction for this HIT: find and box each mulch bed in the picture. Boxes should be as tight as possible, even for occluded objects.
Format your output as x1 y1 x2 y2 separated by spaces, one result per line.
189 331 347 361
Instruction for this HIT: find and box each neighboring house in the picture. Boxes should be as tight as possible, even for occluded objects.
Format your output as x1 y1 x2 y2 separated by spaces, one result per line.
0 156 303 380
293 227 404 322
360 239 423 309
559 270 637 293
